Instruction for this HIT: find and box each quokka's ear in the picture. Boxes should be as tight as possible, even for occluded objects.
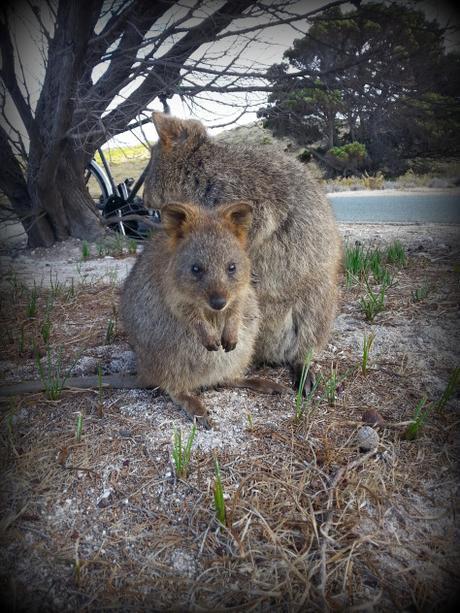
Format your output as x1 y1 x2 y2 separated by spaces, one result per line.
152 112 207 151
161 202 199 242
218 201 253 245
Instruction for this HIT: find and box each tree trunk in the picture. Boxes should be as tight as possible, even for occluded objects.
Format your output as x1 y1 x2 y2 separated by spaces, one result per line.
30 148 104 245
1 140 105 247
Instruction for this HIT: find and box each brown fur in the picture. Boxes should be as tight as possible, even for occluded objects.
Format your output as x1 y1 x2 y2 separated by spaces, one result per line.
120 201 284 427
145 113 342 377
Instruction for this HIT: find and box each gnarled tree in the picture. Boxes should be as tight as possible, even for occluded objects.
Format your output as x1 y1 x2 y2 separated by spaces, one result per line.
0 0 348 247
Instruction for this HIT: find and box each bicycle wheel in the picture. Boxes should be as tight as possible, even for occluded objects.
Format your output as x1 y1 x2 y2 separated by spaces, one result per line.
84 159 113 210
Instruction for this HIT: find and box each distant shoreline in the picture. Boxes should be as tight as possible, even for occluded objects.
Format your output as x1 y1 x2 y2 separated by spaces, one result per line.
326 187 460 198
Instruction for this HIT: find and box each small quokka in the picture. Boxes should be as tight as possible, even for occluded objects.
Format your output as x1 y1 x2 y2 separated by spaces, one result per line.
145 113 342 390
120 200 285 428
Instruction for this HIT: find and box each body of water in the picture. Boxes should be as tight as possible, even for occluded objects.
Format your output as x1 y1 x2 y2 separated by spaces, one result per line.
328 192 460 223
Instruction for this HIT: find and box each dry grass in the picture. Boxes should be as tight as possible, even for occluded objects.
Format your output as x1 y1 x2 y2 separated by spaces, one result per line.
0 232 459 611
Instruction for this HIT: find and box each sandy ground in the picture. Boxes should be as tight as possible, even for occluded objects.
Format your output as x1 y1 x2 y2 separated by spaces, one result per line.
1 220 459 289
0 220 459 611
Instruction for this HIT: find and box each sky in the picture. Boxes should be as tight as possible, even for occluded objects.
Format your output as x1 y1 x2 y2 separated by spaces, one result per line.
106 0 327 147
103 0 460 148
3 0 459 150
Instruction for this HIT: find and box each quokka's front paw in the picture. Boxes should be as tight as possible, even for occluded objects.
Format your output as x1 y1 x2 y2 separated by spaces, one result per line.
203 336 221 351
221 333 238 352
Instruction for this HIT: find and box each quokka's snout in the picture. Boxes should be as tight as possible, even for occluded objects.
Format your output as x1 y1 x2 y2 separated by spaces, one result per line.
208 293 227 311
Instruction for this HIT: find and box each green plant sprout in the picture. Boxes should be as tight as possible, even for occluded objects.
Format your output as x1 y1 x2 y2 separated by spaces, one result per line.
435 367 460 412
26 283 38 318
35 347 78 400
386 240 407 267
361 332 376 375
412 283 431 302
295 349 314 419
81 240 90 260
404 397 431 440
213 458 226 526
172 424 197 479
360 278 387 322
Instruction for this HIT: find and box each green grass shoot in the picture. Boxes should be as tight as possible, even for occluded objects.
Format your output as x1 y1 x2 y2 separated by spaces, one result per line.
128 239 137 255
434 367 460 412
105 319 115 344
412 283 431 302
344 242 369 286
213 458 226 526
35 347 76 401
172 424 197 479
361 332 376 375
26 283 38 318
323 365 339 407
404 397 431 440
295 349 314 419
81 240 90 260
386 240 407 267
360 278 387 322
41 315 52 345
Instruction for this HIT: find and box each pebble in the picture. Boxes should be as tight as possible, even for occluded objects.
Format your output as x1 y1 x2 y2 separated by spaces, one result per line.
362 409 385 428
357 426 379 451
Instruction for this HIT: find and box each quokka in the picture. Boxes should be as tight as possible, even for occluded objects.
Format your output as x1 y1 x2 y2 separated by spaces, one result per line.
120 200 285 428
145 113 342 390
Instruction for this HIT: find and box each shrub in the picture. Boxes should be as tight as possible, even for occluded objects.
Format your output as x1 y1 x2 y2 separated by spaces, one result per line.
327 142 368 174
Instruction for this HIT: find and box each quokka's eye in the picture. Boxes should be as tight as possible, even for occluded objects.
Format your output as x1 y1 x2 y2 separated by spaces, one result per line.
228 263 236 274
191 264 203 275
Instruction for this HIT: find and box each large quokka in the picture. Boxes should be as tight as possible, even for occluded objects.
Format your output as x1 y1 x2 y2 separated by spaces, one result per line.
120 200 285 428
144 113 342 387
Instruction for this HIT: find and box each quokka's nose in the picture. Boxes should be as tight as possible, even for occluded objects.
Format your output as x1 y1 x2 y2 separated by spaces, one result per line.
209 294 227 311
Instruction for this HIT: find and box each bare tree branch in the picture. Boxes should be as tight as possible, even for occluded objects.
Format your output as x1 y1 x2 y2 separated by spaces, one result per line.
0 8 40 145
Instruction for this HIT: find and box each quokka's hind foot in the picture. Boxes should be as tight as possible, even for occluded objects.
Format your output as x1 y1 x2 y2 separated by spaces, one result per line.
291 363 316 397
171 392 213 430
230 376 289 395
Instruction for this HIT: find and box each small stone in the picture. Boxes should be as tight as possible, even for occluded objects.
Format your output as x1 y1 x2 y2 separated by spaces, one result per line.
357 426 379 452
362 409 385 428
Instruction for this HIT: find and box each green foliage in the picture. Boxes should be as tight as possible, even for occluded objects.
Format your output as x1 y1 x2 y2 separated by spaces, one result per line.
41 314 52 345
386 241 407 267
404 397 431 440
105 305 118 344
323 365 341 407
35 347 75 401
344 242 405 288
297 149 312 163
26 284 38 318
213 459 226 526
260 2 459 170
412 284 431 302
361 332 376 376
172 425 197 479
81 241 90 260
127 239 138 255
328 142 367 163
344 242 369 286
435 368 460 412
295 350 314 419
105 319 116 344
360 279 387 323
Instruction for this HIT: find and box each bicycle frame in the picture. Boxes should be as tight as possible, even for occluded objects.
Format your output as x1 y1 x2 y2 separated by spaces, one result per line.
88 144 157 238
96 146 150 204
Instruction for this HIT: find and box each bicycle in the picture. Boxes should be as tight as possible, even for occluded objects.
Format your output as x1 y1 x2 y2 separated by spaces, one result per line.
85 138 159 240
